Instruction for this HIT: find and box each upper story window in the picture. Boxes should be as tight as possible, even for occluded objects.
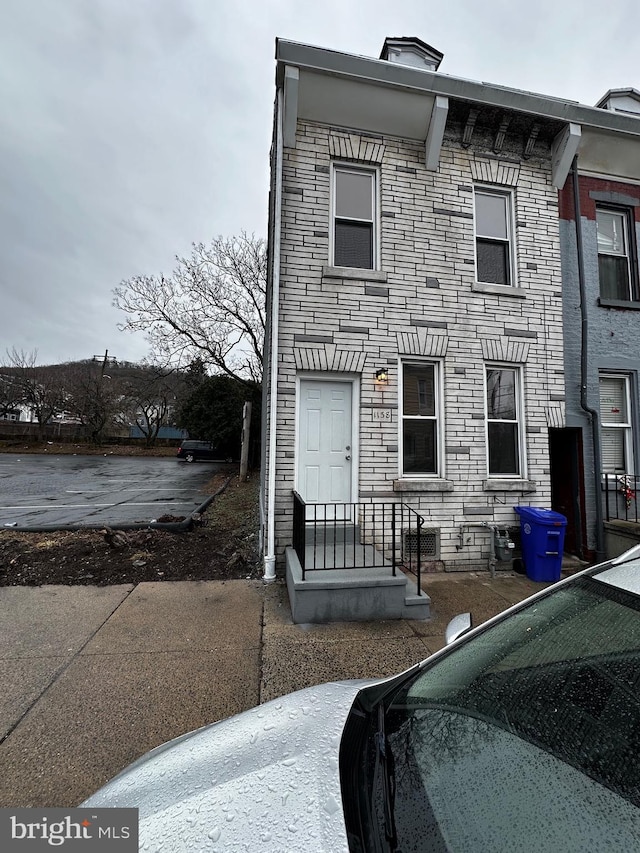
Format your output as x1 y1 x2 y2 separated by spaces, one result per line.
485 366 524 477
474 188 515 287
599 373 634 474
596 207 637 301
332 165 377 269
401 361 442 476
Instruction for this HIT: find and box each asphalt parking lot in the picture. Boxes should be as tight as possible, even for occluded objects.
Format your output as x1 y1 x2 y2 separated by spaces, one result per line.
0 454 222 528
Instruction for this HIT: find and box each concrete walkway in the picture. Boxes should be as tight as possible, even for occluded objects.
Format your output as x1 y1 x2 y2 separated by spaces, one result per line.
0 570 566 807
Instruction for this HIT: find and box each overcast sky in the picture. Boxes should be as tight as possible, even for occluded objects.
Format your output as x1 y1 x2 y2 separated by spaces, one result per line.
2 0 639 365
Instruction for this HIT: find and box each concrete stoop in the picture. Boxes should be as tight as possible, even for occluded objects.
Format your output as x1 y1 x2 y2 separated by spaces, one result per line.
285 546 431 624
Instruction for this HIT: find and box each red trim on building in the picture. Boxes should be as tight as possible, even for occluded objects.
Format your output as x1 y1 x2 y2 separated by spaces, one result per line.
559 175 640 222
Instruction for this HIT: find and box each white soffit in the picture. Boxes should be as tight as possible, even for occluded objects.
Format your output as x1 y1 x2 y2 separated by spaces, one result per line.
297 70 434 139
579 128 640 181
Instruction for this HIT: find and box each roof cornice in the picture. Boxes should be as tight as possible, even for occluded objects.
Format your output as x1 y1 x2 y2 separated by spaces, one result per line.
276 39 640 139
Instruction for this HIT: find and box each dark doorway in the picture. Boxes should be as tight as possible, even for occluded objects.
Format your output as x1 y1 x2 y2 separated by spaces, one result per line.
549 428 586 557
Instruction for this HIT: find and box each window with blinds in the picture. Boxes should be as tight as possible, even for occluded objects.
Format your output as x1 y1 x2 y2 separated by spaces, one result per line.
596 208 634 301
332 166 376 269
401 361 441 475
474 187 515 287
599 374 633 473
485 366 523 476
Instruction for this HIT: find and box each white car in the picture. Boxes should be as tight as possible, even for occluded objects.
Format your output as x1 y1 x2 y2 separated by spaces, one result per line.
83 549 640 851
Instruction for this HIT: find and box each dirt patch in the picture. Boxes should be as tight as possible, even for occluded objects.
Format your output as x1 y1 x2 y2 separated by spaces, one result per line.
0 441 180 457
0 471 261 586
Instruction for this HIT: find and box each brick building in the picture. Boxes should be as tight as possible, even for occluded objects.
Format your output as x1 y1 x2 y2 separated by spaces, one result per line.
260 38 640 619
557 89 640 562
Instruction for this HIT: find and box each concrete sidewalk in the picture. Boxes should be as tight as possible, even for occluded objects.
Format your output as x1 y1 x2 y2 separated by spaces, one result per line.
0 570 567 807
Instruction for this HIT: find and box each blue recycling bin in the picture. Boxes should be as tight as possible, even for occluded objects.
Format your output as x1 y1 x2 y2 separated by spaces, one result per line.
514 506 567 582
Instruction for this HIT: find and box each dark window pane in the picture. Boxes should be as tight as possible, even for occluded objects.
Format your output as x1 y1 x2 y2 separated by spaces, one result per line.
488 422 519 475
335 220 373 268
477 239 510 285
486 369 516 420
403 364 435 416
403 420 437 474
599 255 630 300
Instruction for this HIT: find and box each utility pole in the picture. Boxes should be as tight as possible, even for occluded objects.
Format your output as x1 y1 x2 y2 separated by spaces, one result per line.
239 401 252 480
92 351 117 376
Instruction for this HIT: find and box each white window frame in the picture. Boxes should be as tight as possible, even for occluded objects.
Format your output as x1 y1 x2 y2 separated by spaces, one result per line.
596 207 635 301
474 186 516 287
599 373 634 475
330 163 379 270
399 358 444 478
484 364 526 478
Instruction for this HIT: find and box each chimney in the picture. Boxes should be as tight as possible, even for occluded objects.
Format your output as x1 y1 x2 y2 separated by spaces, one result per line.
380 37 443 72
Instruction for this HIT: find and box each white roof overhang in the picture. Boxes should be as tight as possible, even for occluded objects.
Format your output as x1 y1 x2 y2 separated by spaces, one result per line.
276 39 640 185
578 127 640 181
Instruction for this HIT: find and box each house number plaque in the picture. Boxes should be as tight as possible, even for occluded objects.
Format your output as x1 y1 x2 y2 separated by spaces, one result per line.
372 408 392 421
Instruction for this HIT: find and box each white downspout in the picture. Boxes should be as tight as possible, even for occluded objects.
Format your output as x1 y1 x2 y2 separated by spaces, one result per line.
263 89 283 582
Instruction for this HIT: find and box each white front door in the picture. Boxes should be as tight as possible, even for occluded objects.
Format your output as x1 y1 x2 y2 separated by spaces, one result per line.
298 379 353 506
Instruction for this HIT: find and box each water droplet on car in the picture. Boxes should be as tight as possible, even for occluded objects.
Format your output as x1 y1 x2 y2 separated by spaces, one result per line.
324 795 340 815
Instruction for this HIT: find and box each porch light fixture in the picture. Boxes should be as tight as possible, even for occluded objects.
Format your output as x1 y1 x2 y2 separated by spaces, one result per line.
375 367 388 383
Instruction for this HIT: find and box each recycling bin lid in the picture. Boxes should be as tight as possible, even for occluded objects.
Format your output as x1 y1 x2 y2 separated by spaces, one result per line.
514 506 567 525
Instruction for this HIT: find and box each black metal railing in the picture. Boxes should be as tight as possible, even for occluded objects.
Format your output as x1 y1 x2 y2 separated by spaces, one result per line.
603 473 639 523
291 491 427 596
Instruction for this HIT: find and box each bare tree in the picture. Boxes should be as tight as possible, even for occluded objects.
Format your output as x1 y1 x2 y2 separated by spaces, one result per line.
113 232 266 385
116 365 181 448
64 361 119 444
7 349 67 441
0 359 23 419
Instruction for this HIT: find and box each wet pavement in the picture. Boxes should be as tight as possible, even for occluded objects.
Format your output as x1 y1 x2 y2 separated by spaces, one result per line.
0 568 574 807
0 454 220 527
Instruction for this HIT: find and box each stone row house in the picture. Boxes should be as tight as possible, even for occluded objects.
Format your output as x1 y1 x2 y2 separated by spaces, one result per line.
260 37 640 621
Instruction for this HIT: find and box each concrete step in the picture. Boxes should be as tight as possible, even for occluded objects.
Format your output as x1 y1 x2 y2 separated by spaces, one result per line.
403 590 431 620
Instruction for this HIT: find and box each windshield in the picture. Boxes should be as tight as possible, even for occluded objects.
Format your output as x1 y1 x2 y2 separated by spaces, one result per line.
375 576 640 852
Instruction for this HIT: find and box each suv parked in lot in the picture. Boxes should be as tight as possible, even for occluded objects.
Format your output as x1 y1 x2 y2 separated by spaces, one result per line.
176 440 231 463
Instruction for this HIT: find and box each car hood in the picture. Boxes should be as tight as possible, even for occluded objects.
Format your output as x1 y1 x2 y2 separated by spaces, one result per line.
82 680 372 852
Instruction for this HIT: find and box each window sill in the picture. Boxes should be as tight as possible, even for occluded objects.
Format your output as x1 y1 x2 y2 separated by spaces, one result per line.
393 479 454 493
322 265 388 282
598 298 640 310
472 282 525 298
484 479 536 492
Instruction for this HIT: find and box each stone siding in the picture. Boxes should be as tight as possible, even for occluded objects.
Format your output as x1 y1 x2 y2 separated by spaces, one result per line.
271 120 564 570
